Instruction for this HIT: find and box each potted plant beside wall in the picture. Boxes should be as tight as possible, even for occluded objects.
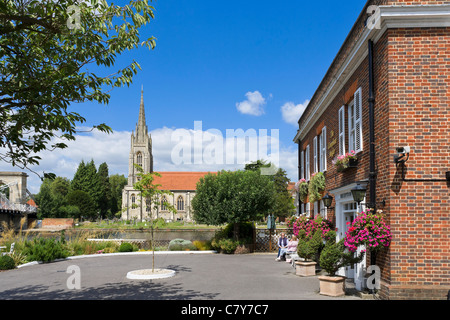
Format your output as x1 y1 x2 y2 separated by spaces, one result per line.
295 229 322 277
332 150 358 172
318 231 365 297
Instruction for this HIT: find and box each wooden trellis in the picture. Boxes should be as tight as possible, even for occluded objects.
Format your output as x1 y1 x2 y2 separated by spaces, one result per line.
254 229 293 252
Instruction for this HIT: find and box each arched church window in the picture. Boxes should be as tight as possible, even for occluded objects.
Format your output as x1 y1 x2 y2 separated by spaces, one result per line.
136 152 143 167
177 196 184 211
161 196 167 211
146 198 151 212
131 194 136 205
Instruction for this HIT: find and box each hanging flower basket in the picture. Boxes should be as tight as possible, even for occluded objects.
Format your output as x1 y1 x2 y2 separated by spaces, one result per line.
308 172 326 203
344 209 391 253
295 178 308 202
333 151 358 172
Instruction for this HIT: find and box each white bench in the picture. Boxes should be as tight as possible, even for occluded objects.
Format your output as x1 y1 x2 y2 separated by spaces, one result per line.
286 251 302 268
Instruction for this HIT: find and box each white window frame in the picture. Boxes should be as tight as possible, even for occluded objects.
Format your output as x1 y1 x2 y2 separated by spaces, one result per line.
319 126 327 172
354 87 363 153
314 201 318 217
300 150 304 180
305 145 310 181
313 136 318 173
348 99 356 153
338 106 345 156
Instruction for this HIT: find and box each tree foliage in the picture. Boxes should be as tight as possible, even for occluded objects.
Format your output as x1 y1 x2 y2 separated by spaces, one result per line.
192 170 275 226
0 0 156 175
245 160 295 219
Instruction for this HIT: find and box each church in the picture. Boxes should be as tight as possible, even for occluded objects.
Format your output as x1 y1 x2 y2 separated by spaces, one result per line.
121 90 216 222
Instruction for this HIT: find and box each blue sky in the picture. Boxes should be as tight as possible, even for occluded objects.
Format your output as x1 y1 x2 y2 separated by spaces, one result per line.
1 0 366 193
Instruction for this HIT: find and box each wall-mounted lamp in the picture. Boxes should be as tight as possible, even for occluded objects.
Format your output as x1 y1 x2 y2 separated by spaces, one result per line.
322 193 334 210
351 182 385 208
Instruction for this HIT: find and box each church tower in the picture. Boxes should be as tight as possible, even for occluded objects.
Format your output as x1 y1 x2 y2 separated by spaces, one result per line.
122 88 154 220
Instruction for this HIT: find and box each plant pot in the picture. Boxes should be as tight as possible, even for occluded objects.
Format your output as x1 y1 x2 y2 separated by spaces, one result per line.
336 158 358 172
318 275 346 297
295 261 317 277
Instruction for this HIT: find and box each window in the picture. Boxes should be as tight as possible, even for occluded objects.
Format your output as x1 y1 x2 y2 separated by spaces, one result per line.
313 136 318 173
305 145 310 181
300 150 304 180
146 198 151 212
339 106 345 156
177 196 184 211
319 126 327 172
131 194 136 205
160 196 167 211
354 88 363 152
136 152 143 167
314 201 318 218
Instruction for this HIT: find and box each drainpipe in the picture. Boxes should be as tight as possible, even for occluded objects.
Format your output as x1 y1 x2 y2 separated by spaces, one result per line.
368 40 376 211
368 40 378 270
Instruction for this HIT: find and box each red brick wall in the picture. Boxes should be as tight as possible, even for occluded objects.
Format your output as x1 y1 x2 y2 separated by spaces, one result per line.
385 27 450 300
41 218 74 230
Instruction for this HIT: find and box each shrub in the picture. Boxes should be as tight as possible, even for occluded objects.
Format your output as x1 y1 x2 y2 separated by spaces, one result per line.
0 255 15 270
319 231 365 276
22 238 69 263
168 239 197 251
217 238 239 254
297 230 323 262
118 242 134 252
193 240 212 251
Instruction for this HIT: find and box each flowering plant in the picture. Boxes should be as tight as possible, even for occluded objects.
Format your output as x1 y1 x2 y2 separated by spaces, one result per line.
295 178 308 202
344 209 391 253
308 172 325 203
293 215 333 239
332 150 357 172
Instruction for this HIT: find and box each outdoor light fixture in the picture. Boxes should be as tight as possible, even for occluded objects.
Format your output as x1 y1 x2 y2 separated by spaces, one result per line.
351 184 367 204
351 182 386 208
322 193 334 210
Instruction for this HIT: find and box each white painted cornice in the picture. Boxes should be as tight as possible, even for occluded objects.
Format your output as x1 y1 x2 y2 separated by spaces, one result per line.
294 4 450 143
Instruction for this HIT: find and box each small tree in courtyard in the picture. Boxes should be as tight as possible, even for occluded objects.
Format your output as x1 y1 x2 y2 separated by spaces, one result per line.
132 165 176 272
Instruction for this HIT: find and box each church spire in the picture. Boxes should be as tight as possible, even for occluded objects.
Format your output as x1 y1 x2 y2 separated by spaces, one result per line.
135 86 148 142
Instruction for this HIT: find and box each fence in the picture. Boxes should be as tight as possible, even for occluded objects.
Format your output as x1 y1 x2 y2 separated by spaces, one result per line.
254 228 293 253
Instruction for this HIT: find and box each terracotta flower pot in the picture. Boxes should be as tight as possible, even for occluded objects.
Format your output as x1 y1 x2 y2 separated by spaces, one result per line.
295 261 317 277
318 275 346 297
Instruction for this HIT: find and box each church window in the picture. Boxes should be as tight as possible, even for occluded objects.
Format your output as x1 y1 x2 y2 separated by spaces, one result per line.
146 198 151 212
136 152 143 167
131 194 136 205
177 196 184 211
161 196 167 211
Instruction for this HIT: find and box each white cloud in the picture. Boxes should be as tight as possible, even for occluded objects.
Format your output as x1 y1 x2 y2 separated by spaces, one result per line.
236 91 267 116
281 99 310 125
0 124 299 194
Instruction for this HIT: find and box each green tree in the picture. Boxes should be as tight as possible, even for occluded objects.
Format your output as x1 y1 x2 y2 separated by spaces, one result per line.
109 174 127 217
245 160 295 219
35 178 54 218
66 189 96 220
132 165 176 272
71 160 88 192
97 162 111 219
192 170 275 240
0 0 156 175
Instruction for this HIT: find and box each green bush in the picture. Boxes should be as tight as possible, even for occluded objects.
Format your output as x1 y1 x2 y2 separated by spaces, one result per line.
22 238 69 263
319 231 365 276
0 255 15 270
118 242 134 252
297 230 323 262
217 238 239 254
168 239 197 251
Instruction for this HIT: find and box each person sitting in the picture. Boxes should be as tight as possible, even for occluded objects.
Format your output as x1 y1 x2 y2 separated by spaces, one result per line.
275 233 288 261
277 235 298 262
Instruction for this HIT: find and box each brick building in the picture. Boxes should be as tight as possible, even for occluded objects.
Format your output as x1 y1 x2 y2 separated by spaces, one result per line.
293 1 449 299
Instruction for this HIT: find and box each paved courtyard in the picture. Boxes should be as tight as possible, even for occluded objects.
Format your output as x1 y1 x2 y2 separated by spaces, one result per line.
0 252 362 300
